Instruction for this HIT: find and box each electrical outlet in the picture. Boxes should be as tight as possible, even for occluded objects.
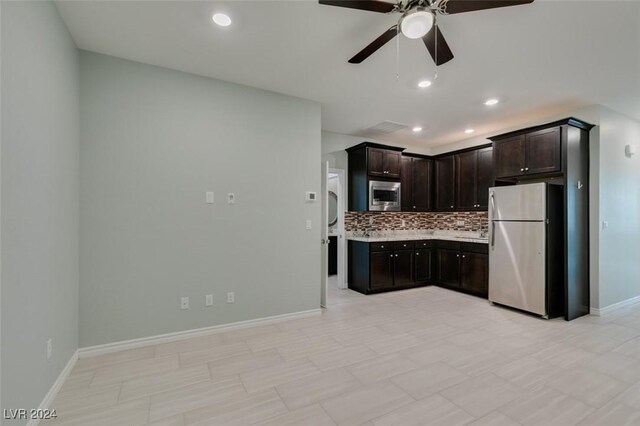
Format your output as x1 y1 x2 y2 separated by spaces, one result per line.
227 193 235 204
227 292 235 303
205 294 213 307
306 220 312 230
46 339 52 360
602 220 609 230
181 296 190 310
456 220 465 226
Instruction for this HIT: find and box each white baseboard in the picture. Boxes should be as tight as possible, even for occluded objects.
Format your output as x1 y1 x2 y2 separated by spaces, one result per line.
590 295 640 316
78 309 322 358
27 350 79 426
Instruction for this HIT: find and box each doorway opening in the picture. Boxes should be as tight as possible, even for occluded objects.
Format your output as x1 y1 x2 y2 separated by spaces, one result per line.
327 169 346 294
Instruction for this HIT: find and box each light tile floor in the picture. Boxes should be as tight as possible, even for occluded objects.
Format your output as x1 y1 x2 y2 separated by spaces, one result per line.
46 278 640 425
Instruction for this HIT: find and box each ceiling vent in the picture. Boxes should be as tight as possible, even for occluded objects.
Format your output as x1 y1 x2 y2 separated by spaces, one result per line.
363 121 408 136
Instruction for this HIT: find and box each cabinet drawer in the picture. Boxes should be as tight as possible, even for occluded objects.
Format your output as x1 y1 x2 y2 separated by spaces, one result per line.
393 241 415 250
370 242 392 252
461 242 488 254
436 240 460 251
416 240 434 249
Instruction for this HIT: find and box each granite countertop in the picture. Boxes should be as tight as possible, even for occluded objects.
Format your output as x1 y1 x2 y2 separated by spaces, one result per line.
347 230 489 244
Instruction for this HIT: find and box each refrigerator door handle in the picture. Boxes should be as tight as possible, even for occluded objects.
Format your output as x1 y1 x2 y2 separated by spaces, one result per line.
489 192 495 220
491 221 496 248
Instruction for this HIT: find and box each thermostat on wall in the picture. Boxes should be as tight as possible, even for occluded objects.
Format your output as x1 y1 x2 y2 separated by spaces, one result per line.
305 192 317 202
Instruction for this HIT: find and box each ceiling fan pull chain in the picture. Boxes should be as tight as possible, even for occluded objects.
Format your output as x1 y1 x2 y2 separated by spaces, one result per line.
396 25 400 81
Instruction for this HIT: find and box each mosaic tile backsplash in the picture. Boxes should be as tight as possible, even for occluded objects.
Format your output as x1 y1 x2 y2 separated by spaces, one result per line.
345 211 489 233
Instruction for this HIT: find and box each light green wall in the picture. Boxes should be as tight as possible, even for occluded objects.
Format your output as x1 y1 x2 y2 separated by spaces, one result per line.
1 1 80 421
79 52 321 347
596 107 640 308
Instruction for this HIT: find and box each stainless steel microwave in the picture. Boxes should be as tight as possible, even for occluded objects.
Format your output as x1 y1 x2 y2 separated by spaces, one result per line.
369 181 401 211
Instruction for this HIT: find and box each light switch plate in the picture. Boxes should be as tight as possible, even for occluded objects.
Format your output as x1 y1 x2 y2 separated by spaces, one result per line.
181 296 189 310
206 192 214 204
306 220 312 230
227 292 235 303
227 193 235 204
205 294 213 306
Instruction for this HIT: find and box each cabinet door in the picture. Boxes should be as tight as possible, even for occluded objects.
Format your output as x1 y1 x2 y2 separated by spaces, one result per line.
460 252 488 296
476 147 493 210
400 157 413 211
412 158 432 211
436 249 460 286
415 249 432 283
370 251 394 289
368 148 385 177
455 151 477 210
435 156 455 211
525 127 561 175
393 250 414 286
384 151 401 178
494 135 525 178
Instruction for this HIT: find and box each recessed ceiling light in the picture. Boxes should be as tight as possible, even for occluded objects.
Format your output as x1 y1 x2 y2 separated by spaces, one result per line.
417 80 432 88
484 98 499 106
212 13 232 27
464 128 475 134
412 126 423 132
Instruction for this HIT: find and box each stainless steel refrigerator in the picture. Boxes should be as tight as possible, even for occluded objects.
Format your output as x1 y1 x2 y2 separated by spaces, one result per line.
488 182 564 319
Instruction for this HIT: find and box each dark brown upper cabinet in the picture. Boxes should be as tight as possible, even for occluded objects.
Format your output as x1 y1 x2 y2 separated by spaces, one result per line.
400 156 413 211
368 148 401 178
435 155 455 211
455 147 493 211
525 127 561 175
476 147 493 209
493 127 561 179
346 143 406 211
401 156 433 212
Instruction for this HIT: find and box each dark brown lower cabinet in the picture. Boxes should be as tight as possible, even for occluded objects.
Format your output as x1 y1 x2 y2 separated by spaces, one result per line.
436 249 461 287
434 241 489 297
394 250 414 287
460 252 489 295
370 251 393 290
415 248 433 283
348 239 487 296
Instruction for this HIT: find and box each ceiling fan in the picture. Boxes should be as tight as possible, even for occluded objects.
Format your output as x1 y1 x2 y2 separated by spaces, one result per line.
319 0 534 66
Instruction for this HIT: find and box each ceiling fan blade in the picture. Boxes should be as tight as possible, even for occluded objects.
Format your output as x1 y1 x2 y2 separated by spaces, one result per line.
319 0 396 14
422 26 454 66
349 26 398 64
441 0 534 14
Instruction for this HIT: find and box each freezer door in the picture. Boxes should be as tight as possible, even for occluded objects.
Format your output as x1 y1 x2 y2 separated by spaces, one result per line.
489 221 546 316
489 183 547 221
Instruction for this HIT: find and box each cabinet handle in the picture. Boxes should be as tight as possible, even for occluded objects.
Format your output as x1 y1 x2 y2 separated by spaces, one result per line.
462 255 466 258
380 245 384 248
525 167 529 171
390 254 393 258
395 254 399 257
520 168 524 172
450 205 454 209
416 252 419 256
456 254 460 258
413 206 416 209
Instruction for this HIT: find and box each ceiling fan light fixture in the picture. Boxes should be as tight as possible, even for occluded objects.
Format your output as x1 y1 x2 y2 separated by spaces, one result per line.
400 10 434 39
212 13 232 27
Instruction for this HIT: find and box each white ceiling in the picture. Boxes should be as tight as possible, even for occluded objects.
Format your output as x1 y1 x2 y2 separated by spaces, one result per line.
55 0 640 147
